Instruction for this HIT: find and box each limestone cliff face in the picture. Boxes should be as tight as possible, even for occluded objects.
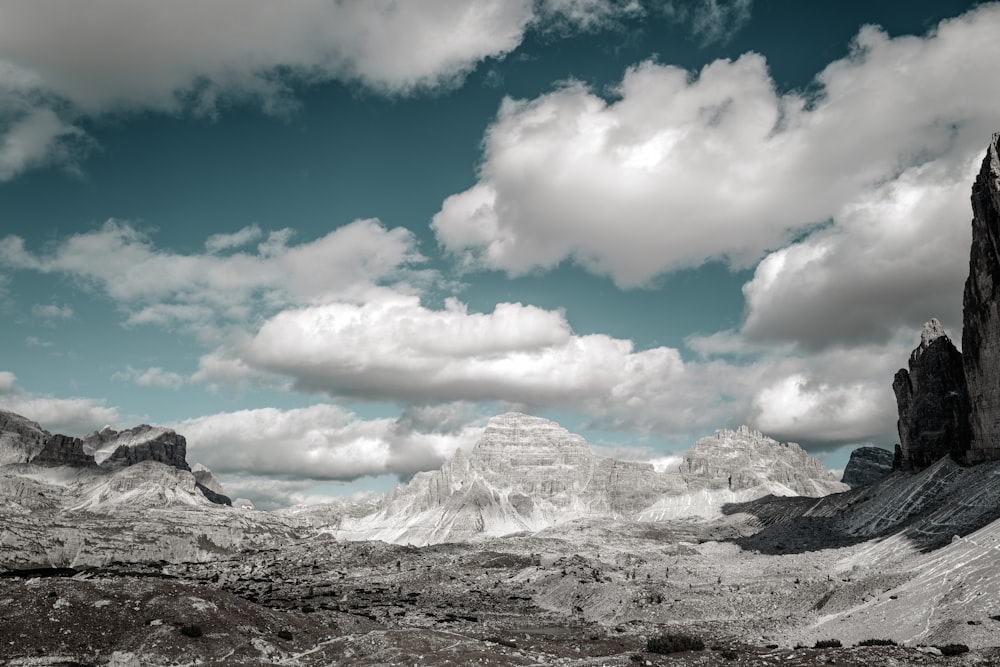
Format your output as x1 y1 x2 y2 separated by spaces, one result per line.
83 425 190 471
0 410 49 465
964 133 1000 463
339 413 844 545
32 434 94 468
893 319 971 468
840 446 893 488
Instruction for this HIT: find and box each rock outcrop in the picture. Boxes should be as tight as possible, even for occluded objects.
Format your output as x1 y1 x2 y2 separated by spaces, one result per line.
32 434 94 468
840 446 894 488
963 133 1000 464
0 410 49 465
338 413 845 545
892 319 971 469
83 425 190 471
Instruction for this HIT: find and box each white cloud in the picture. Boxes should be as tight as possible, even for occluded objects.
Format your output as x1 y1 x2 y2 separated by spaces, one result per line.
112 366 185 391
177 404 482 483
660 0 752 45
24 336 52 348
0 108 90 181
191 292 899 447
204 225 263 254
31 303 74 320
0 371 118 435
0 0 538 180
433 3 1000 305
741 158 975 349
0 218 425 333
0 0 535 112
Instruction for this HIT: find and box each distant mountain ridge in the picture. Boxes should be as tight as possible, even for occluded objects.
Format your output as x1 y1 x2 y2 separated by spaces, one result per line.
0 408 229 507
336 413 846 545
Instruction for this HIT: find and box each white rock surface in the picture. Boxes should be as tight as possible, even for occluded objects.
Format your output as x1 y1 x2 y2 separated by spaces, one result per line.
337 414 846 545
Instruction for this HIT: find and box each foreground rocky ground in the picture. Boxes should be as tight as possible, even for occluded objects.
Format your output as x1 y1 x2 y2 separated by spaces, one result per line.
3 515 999 666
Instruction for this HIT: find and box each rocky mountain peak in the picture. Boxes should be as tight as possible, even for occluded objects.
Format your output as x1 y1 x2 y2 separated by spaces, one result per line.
681 426 843 496
919 317 947 349
469 412 593 467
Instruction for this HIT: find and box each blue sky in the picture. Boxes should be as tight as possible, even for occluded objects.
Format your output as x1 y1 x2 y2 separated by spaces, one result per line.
0 0 995 508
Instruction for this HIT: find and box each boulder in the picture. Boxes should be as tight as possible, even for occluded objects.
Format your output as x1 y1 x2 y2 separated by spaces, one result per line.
840 446 894 488
963 133 1000 463
892 319 971 468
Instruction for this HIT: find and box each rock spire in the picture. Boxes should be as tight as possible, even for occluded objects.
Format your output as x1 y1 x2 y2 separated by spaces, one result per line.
963 132 1000 463
892 319 971 469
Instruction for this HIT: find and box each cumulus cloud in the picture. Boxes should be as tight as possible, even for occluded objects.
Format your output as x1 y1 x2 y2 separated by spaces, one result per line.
189 291 901 447
0 0 679 180
433 3 1000 323
177 404 483 483
112 366 185 391
0 218 425 333
741 158 975 349
0 371 119 435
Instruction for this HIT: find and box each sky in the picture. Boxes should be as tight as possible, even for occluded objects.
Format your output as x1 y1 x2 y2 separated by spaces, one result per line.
1 0 997 509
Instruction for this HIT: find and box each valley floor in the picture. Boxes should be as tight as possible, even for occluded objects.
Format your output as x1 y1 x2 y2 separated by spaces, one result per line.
2 518 999 666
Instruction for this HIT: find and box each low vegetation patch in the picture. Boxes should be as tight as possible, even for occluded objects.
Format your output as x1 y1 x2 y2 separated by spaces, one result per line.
179 624 202 638
276 629 293 641
858 638 897 646
813 639 842 649
936 643 969 656
646 633 705 654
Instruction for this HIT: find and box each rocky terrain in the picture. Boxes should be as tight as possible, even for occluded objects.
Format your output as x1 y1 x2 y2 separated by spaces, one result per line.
3 134 1000 666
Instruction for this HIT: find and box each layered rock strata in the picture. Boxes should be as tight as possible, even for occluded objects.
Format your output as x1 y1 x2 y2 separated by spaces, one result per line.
963 132 1000 463
840 446 894 488
892 319 971 468
339 413 845 545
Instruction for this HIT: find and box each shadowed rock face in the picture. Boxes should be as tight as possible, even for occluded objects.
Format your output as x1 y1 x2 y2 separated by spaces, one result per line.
32 434 94 468
964 133 1000 464
84 425 190 471
840 446 893 488
892 319 971 469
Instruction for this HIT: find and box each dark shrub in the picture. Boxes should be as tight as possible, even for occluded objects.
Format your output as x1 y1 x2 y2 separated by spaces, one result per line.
936 644 969 656
277 629 293 641
814 639 842 649
720 649 738 660
858 638 897 646
179 624 202 638
646 633 704 654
